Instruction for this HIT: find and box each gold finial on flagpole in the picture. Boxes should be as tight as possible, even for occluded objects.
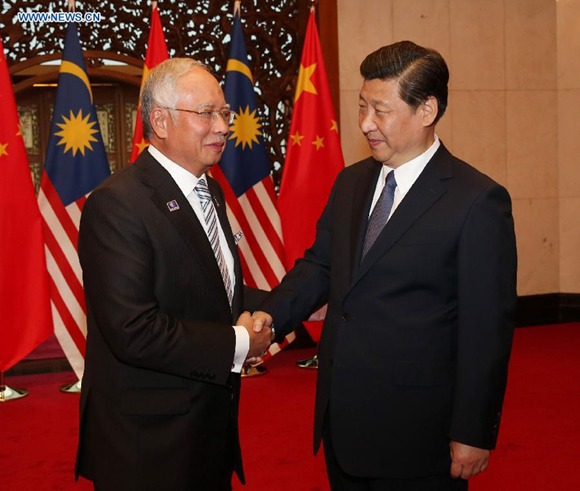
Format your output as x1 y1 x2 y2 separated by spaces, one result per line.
152 1 158 11
67 0 75 13
234 0 241 17
310 0 317 13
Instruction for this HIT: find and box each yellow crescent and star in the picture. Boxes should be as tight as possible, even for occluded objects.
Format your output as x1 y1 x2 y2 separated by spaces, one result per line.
53 59 100 157
289 63 339 150
225 58 263 150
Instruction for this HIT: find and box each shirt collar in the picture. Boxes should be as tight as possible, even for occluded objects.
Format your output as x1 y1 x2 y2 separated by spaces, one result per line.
148 145 205 198
383 135 440 194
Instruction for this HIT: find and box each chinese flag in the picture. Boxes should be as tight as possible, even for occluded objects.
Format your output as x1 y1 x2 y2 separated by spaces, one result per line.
278 9 345 342
0 37 53 372
129 2 169 162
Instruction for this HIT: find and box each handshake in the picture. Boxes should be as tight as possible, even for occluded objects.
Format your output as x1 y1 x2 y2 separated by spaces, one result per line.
236 311 275 364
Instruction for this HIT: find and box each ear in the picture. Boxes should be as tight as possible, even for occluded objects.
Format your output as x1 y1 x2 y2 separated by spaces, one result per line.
420 96 438 127
150 107 169 139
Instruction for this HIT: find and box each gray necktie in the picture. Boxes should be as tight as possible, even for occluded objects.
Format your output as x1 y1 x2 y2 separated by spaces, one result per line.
194 178 233 306
362 171 397 259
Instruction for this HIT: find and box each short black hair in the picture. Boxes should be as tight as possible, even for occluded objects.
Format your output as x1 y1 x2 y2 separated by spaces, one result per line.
360 41 449 124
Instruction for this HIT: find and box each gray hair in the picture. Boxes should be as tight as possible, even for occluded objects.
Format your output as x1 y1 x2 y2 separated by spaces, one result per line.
140 58 209 140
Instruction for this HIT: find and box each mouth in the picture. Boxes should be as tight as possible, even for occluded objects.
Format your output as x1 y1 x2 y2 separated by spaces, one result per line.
366 138 383 148
206 141 225 152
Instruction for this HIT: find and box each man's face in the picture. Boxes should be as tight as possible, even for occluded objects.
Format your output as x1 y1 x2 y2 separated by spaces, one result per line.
165 68 230 176
358 78 432 168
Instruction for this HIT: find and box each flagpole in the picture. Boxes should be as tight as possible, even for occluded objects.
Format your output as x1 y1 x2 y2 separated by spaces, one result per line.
0 371 28 402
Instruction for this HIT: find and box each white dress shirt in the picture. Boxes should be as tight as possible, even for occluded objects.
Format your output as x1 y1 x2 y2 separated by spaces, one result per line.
369 135 441 219
148 145 249 372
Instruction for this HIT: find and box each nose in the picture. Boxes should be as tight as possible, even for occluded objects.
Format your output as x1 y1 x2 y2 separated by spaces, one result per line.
359 110 377 135
212 114 230 135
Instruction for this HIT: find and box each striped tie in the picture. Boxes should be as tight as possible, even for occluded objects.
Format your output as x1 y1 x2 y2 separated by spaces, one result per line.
194 178 233 306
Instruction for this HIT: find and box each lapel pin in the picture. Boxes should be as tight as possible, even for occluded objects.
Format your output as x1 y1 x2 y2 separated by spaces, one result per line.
233 231 243 245
166 200 180 212
213 196 221 208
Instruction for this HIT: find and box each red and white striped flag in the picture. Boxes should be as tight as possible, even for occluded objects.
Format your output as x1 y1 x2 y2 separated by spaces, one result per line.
38 24 110 379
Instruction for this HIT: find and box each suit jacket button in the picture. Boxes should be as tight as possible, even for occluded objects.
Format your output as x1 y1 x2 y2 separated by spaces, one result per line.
342 313 351 321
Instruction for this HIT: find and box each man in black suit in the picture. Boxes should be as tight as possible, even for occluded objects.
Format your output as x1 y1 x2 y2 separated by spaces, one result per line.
76 58 273 491
253 41 517 490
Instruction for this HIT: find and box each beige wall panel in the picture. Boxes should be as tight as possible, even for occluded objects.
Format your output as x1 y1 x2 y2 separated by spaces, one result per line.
557 0 580 90
505 0 557 90
558 89 580 198
451 90 507 186
506 90 558 199
337 0 394 91
393 0 451 73
340 89 371 166
449 0 505 90
512 198 560 295
559 197 580 293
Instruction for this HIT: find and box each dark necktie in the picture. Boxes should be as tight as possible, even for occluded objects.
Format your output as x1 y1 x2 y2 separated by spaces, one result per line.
362 170 397 259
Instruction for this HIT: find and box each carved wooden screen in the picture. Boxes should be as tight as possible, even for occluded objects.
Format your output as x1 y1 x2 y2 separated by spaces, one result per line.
1 0 311 189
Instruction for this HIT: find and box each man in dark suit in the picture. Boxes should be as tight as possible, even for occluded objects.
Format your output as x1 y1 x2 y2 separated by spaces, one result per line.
253 41 517 490
76 58 273 491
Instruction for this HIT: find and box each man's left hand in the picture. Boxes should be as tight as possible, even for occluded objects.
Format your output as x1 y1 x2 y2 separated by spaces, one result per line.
450 441 490 480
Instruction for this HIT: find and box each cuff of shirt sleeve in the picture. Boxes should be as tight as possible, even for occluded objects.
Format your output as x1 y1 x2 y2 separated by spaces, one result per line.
231 325 250 373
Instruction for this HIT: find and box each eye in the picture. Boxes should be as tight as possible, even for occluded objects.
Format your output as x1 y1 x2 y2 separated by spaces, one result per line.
199 111 214 118
359 105 367 113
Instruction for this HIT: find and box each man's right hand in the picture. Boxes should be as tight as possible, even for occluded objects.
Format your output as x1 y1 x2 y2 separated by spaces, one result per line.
236 311 273 362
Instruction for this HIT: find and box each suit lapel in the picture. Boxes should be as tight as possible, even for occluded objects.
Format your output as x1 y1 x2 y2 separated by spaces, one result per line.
347 145 453 295
349 158 382 280
208 177 243 316
136 152 228 299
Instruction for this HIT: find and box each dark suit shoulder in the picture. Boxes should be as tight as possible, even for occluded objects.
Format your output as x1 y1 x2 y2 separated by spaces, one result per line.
446 150 502 189
91 163 140 196
83 164 146 222
342 156 380 177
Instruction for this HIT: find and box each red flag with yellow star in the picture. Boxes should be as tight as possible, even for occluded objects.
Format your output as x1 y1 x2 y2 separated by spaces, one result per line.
0 37 53 372
279 9 345 268
278 9 345 340
129 2 169 162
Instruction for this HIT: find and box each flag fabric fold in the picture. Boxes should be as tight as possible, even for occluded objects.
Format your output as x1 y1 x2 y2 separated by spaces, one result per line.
38 23 110 379
211 10 294 358
129 3 169 163
0 37 53 373
278 9 345 342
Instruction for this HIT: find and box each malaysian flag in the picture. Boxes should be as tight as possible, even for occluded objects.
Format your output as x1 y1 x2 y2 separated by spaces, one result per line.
38 23 110 380
210 4 294 357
